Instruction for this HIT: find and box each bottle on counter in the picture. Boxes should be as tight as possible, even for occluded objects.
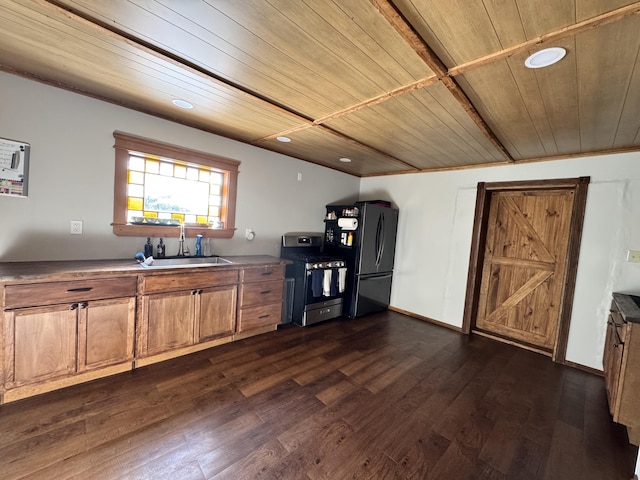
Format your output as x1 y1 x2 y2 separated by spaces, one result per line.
144 237 153 258
203 238 212 257
195 234 203 257
347 232 353 246
157 238 165 258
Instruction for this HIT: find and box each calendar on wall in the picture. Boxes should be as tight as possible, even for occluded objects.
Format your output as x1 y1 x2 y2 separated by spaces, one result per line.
0 137 30 197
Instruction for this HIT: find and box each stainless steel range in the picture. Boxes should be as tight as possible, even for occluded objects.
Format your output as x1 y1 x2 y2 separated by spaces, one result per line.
280 232 346 326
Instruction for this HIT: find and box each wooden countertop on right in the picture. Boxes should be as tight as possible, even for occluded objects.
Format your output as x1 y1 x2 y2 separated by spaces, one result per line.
612 292 640 323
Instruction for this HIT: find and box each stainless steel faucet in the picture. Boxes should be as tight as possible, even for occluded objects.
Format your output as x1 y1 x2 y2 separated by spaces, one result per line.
177 223 186 256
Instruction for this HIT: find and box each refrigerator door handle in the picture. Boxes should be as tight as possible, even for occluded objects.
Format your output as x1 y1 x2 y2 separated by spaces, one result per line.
380 214 386 264
375 214 384 268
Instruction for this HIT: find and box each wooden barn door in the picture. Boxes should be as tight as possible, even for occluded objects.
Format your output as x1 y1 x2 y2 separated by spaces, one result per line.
463 178 589 362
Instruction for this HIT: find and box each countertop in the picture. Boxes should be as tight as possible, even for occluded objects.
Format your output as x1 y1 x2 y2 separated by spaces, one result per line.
613 292 640 324
0 255 289 283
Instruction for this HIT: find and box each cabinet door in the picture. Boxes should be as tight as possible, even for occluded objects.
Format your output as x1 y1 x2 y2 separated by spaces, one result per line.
77 297 136 372
5 304 78 387
196 285 237 342
141 290 195 356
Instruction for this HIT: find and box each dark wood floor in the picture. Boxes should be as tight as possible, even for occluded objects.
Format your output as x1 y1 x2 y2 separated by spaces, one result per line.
0 311 637 479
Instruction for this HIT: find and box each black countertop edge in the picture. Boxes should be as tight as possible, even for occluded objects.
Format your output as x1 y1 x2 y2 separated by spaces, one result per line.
612 292 640 323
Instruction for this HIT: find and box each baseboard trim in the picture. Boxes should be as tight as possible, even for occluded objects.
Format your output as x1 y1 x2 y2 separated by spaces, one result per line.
563 360 603 377
135 335 234 368
472 330 604 376
388 306 463 333
388 307 602 375
472 329 552 357
3 363 134 404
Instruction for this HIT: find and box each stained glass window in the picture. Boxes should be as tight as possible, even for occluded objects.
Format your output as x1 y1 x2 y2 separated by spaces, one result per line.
113 132 239 238
126 153 226 227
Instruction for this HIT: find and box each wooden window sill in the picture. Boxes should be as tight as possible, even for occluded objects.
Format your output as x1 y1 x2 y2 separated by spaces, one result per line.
112 224 234 238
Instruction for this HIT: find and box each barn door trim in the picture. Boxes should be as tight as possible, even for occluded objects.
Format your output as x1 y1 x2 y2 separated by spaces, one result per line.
461 177 590 364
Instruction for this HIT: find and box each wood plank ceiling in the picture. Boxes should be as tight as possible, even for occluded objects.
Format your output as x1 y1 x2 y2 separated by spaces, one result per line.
1 0 639 177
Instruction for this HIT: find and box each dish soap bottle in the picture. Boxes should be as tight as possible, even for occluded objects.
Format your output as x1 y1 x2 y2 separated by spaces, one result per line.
144 237 153 258
195 234 203 257
156 238 165 258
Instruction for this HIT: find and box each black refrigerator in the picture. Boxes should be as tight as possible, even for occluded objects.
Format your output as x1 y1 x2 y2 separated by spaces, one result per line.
323 201 399 318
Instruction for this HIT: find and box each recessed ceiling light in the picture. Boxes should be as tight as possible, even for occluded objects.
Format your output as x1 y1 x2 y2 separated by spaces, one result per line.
172 99 193 109
339 157 352 163
276 136 292 143
524 47 566 69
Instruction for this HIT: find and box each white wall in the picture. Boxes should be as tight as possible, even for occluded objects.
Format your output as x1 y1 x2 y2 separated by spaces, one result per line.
360 154 640 370
0 72 359 261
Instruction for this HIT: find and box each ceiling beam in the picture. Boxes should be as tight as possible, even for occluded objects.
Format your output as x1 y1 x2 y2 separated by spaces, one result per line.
368 0 514 162
255 74 440 142
448 2 640 77
312 75 439 125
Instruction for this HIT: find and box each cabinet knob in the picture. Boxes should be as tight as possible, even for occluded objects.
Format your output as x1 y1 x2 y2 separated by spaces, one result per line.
69 303 78 310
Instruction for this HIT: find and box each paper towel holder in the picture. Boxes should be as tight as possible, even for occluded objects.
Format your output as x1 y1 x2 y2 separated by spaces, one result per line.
338 218 358 230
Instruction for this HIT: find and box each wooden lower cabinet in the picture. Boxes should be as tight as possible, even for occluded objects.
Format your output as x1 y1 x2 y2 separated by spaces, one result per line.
238 265 284 333
1 260 285 402
2 279 137 402
5 304 78 387
238 303 283 332
197 285 237 342
140 285 236 356
603 311 625 416
137 270 238 363
78 297 136 372
603 294 640 445
142 290 195 356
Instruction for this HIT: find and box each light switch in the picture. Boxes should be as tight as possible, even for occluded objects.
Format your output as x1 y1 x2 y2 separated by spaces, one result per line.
627 250 640 263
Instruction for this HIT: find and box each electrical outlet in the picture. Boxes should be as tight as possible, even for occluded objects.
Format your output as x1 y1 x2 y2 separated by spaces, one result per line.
627 250 640 263
70 220 83 235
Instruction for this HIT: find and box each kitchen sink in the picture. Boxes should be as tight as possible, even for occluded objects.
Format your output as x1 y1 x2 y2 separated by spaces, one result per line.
138 256 233 268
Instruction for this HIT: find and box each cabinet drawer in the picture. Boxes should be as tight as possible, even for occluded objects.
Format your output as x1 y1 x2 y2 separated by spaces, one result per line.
240 265 284 283
238 303 282 332
239 280 284 307
143 269 238 294
5 277 137 309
